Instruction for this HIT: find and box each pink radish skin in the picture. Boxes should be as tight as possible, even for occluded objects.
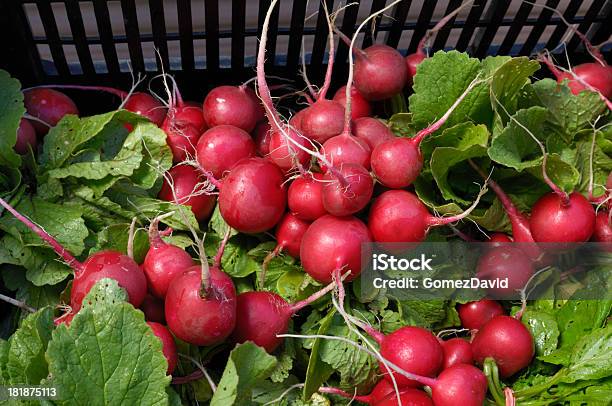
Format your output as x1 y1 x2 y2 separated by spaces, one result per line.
172 101 207 133
472 315 534 378
488 233 513 244
530 192 596 243
164 265 236 346
54 312 75 327
14 118 37 154
158 165 217 222
288 173 327 221
243 86 266 123
218 158 287 233
368 190 479 243
161 119 201 163
457 299 505 330
376 326 444 387
143 217 195 298
477 246 535 298
431 364 488 406
555 63 612 98
321 133 371 170
405 52 426 84
320 383 432 405
271 213 310 258
122 92 167 126
300 99 346 143
196 125 256 178
289 109 307 131
23 88 79 135
352 117 394 150
300 215 371 283
140 294 166 323
268 127 312 171
322 163 374 216
352 44 408 101
441 338 474 369
374 388 433 406
332 85 371 120
147 322 178 374
232 281 336 352
203 85 260 132
593 211 612 243
253 122 272 156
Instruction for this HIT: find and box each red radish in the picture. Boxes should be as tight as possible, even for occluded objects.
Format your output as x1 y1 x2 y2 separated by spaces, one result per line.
368 190 484 243
54 311 75 327
203 85 261 132
232 281 336 352
488 233 513 244
320 134 371 170
554 63 612 98
195 125 256 178
140 294 166 323
172 101 207 133
147 322 178 374
253 122 272 156
457 299 505 330
471 315 534 378
287 173 327 221
405 1 473 85
158 165 217 222
593 211 612 243
319 384 432 405
14 118 37 154
0 198 148 312
371 78 481 188
143 215 194 298
431 364 487 406
265 213 310 261
300 99 346 143
161 119 201 163
289 108 307 131
300 215 371 283
218 158 287 233
441 338 473 369
332 85 371 120
322 163 374 216
375 326 444 387
530 192 596 243
23 88 79 135
165 264 236 346
352 117 394 150
243 85 266 123
476 245 535 298
267 127 312 171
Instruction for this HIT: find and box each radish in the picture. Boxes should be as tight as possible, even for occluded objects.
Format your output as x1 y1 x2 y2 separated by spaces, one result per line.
14 118 37 154
202 85 261 132
165 263 236 346
289 108 307 131
140 294 165 323
218 158 287 233
244 85 266 123
405 1 474 85
147 322 178 374
23 88 79 135
488 233 513 244
300 214 371 283
253 122 272 156
471 315 534 378
322 163 374 216
332 85 371 120
195 125 256 178
593 211 612 243
287 173 327 221
431 364 487 406
371 78 482 188
267 127 312 171
441 338 473 369
476 246 535 298
232 280 336 352
0 198 147 311
319 384 432 405
172 101 207 133
367 189 484 243
158 165 217 222
553 63 612 98
263 213 310 266
143 214 195 298
529 192 596 243
457 299 505 330
352 117 394 150
161 119 201 163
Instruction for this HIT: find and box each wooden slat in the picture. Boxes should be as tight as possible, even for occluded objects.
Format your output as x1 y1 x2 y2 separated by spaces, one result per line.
455 0 487 52
286 0 308 72
498 0 534 55
177 0 195 70
64 0 96 77
473 0 511 57
35 0 70 76
231 0 246 70
205 0 219 70
386 0 411 48
92 0 120 74
120 0 144 72
148 0 169 70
